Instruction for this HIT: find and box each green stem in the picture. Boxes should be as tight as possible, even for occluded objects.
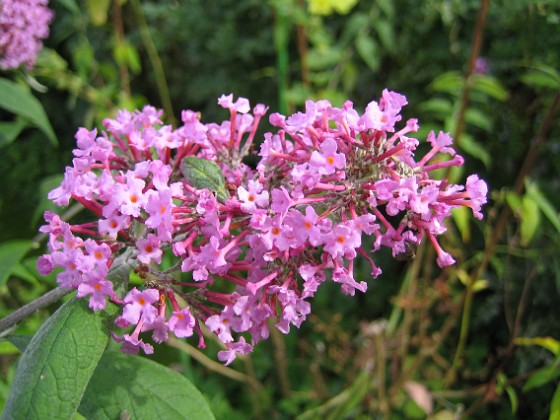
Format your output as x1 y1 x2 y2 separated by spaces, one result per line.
272 0 290 115
130 0 176 125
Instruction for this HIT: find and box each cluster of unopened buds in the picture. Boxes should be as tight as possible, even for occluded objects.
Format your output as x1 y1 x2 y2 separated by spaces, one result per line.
37 90 487 364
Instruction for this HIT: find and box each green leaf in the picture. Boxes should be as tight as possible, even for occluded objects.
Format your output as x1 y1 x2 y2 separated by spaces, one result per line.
0 240 34 288
2 298 116 419
4 335 33 352
0 119 27 148
355 33 380 72
430 71 463 96
551 382 560 420
418 98 453 116
0 78 57 146
373 19 394 52
458 133 491 168
520 194 541 246
307 47 344 71
340 13 369 45
58 0 81 15
523 360 560 391
180 157 229 202
520 65 560 90
471 75 508 101
506 191 522 215
451 206 471 243
87 0 111 26
505 385 518 414
515 336 560 356
525 183 560 235
10 262 40 285
521 72 560 90
79 351 215 419
465 108 493 132
113 41 142 75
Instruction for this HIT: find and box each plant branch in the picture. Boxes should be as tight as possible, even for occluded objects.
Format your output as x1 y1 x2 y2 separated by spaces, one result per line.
452 0 490 148
0 287 71 334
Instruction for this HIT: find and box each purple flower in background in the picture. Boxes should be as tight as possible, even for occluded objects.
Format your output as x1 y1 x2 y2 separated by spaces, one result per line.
473 57 489 75
0 0 53 70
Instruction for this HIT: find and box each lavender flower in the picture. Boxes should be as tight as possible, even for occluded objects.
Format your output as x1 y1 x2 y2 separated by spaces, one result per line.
0 0 53 70
37 91 488 364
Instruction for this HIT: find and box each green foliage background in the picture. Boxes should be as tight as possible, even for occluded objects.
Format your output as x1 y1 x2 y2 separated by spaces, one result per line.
1 0 560 418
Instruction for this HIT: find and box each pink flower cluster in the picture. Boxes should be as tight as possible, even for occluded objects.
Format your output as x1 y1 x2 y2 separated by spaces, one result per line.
37 91 487 364
0 0 53 70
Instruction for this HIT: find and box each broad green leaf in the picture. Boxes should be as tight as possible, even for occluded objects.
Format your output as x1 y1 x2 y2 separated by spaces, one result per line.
0 240 34 288
307 47 344 71
376 0 394 17
458 133 491 168
521 65 560 90
340 13 369 45
0 119 27 148
520 195 541 246
374 20 394 52
2 298 116 419
526 183 560 234
521 72 560 90
471 74 508 101
0 78 57 145
430 71 463 96
180 157 229 202
465 108 493 132
79 351 215 419
355 33 380 72
506 191 522 215
73 40 95 80
515 336 560 356
10 262 40 285
58 0 81 15
418 98 453 116
522 360 560 391
87 0 111 26
551 382 560 420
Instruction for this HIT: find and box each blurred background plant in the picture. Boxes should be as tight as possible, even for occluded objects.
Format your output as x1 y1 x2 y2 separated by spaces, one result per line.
1 0 559 418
